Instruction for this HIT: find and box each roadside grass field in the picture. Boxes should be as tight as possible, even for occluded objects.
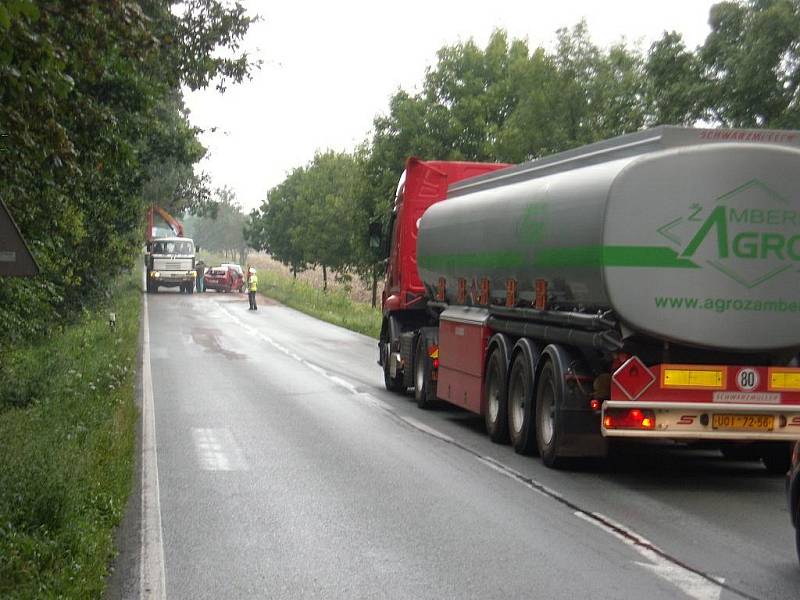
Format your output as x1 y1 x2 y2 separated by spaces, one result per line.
0 272 140 598
258 269 382 339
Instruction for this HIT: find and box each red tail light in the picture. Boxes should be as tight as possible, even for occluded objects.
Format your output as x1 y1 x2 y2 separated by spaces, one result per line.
428 345 439 371
603 408 656 430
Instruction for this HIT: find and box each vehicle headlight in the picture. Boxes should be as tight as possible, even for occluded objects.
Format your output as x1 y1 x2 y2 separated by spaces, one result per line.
190 270 197 277
151 271 160 278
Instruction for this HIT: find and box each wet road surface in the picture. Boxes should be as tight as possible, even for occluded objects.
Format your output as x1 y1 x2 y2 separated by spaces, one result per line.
120 288 800 599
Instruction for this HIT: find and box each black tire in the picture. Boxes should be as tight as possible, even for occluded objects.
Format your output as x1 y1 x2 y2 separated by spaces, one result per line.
535 360 566 469
382 342 405 393
187 284 194 295
413 335 436 409
508 351 537 455
761 442 792 474
484 347 509 443
796 502 800 567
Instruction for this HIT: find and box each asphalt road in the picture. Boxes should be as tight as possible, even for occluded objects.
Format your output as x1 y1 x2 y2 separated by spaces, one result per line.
119 287 800 599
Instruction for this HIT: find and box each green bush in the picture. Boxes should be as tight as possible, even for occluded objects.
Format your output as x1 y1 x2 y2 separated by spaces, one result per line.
0 272 140 598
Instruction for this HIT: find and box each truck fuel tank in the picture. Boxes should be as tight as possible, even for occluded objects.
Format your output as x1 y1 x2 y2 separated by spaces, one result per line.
417 127 800 352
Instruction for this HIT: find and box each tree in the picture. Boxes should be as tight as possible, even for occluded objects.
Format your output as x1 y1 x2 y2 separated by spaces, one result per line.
247 168 310 278
549 22 647 147
296 151 365 290
185 188 249 263
247 151 366 291
644 32 704 126
698 0 800 128
0 1 258 345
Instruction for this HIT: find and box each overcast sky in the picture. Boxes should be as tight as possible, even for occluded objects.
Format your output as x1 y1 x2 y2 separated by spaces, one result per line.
183 0 719 213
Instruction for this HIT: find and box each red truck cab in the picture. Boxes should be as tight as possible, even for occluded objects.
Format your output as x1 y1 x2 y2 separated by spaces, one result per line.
383 158 510 312
379 158 510 391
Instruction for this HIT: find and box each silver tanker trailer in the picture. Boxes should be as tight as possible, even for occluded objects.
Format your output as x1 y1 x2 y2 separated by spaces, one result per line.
379 127 800 471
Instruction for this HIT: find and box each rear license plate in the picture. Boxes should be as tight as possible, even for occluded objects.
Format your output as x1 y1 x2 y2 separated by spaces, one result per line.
712 414 774 431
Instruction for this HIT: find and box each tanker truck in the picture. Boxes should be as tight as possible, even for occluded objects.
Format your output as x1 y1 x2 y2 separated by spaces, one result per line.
377 126 800 471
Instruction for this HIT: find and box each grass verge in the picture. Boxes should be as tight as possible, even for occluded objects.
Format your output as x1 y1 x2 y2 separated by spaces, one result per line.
259 270 381 339
0 271 141 598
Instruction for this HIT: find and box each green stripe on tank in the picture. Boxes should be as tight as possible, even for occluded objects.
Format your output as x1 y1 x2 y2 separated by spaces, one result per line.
604 246 698 268
418 246 699 270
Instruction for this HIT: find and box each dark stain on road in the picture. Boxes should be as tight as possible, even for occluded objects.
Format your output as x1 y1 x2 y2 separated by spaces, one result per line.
191 327 246 360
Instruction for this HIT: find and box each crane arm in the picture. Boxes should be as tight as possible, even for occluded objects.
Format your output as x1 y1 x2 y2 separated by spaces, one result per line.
146 205 184 240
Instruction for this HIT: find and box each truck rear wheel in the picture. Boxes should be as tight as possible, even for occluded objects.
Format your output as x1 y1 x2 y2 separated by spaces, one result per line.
796 502 800 565
535 359 566 469
382 342 405 393
414 335 436 409
484 347 509 443
760 442 792 474
508 350 537 455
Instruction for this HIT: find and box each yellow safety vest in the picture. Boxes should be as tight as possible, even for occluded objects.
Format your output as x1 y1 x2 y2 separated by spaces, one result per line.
248 274 258 291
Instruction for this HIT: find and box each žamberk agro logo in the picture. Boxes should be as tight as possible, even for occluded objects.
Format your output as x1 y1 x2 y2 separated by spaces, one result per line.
656 179 800 289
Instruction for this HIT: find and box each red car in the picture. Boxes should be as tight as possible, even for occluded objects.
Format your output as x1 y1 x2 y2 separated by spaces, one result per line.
204 265 244 292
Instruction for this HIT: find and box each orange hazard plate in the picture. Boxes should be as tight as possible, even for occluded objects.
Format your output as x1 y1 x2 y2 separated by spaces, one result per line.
712 414 774 432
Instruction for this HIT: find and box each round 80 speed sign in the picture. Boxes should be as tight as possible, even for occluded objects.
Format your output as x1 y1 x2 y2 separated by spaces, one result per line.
736 367 760 391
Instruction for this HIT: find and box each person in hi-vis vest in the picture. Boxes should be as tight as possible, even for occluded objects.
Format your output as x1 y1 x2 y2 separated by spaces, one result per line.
247 267 258 311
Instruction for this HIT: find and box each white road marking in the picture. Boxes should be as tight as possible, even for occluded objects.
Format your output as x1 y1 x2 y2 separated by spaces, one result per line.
475 455 564 500
327 375 360 394
140 294 167 600
218 304 392 411
474 455 725 600
574 512 724 600
400 416 454 443
355 392 392 411
192 428 249 471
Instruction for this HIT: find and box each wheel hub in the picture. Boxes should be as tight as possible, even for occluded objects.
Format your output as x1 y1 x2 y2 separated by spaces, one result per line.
510 373 525 434
540 382 555 446
487 374 499 421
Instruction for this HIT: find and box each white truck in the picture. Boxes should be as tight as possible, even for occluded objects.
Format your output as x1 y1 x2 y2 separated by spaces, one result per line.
145 236 197 293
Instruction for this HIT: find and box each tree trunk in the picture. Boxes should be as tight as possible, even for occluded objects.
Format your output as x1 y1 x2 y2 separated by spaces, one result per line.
322 265 328 292
371 270 378 308
292 265 297 280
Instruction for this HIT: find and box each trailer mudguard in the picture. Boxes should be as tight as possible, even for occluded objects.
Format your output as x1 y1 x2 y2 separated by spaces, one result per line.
540 344 607 459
